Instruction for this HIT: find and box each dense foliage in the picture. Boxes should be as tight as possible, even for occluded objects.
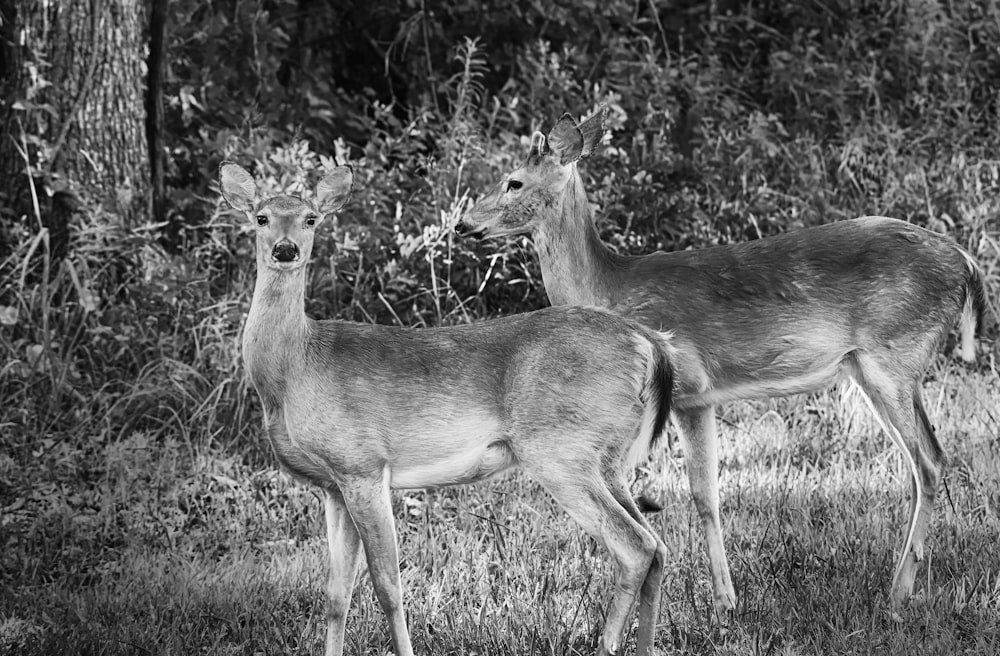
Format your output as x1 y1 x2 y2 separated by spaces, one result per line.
1 0 997 468
3 0 998 455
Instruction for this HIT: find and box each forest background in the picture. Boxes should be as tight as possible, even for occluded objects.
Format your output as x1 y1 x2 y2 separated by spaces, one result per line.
1 1 999 654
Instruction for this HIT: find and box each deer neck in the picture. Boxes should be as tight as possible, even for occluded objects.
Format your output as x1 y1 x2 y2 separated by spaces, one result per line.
533 169 621 307
242 256 310 407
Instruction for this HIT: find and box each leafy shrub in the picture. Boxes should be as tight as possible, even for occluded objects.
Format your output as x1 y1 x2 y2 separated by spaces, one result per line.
1 0 997 472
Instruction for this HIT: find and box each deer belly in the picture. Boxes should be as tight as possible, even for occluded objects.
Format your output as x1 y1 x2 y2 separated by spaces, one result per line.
389 442 516 488
274 399 511 488
389 420 515 489
676 350 851 408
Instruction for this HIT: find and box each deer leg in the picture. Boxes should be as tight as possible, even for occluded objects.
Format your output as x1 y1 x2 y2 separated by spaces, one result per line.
529 467 658 656
906 390 945 559
339 470 414 656
323 486 363 656
851 362 944 609
674 406 736 616
888 390 943 606
608 483 667 656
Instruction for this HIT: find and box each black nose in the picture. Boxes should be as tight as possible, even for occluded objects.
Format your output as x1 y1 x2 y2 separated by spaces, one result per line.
272 240 299 262
454 220 483 238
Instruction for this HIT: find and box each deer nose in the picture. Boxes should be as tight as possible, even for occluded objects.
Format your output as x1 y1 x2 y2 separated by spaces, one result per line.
272 240 299 262
454 220 483 238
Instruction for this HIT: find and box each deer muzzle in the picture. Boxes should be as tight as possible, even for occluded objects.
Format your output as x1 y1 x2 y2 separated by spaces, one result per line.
454 219 486 238
272 240 300 263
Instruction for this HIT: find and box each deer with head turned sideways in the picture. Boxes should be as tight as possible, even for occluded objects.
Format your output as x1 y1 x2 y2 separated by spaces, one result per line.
219 160 678 656
458 107 988 616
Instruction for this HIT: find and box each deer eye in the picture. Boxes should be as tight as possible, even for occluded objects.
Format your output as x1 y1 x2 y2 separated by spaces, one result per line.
305 214 318 227
506 179 523 192
256 215 268 226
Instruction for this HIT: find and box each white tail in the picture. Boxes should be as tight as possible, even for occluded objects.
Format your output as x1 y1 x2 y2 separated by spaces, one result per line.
219 161 677 656
459 107 988 614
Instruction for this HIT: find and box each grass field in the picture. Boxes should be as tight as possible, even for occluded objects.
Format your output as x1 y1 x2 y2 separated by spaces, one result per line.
2 357 998 655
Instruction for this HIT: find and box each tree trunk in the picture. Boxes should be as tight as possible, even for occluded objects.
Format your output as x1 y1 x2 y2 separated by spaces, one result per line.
147 0 167 227
0 0 27 216
0 0 149 230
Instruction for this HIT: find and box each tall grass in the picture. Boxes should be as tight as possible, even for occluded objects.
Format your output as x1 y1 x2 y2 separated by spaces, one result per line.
2 364 997 655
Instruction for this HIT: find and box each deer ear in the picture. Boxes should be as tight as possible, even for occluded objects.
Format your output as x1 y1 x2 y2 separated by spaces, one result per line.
577 105 607 158
219 161 258 213
315 166 353 214
546 114 584 165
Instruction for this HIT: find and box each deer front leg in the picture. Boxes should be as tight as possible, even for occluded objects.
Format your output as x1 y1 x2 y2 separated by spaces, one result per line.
323 486 363 656
340 469 415 656
674 406 736 617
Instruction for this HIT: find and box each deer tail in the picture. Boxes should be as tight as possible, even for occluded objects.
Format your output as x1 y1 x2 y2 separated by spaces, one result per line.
628 328 676 472
957 246 986 363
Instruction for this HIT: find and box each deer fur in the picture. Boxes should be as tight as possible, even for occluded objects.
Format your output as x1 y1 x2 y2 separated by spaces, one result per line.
458 107 987 614
219 160 678 656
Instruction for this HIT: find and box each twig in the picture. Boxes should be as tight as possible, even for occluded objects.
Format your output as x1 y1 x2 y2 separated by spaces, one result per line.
420 0 439 113
646 0 672 70
377 291 405 327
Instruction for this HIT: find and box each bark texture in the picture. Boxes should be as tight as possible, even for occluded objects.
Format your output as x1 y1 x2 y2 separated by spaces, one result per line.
147 0 167 226
0 0 149 228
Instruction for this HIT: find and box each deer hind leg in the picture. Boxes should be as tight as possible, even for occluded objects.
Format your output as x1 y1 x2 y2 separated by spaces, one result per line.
323 486 363 656
527 462 660 656
894 390 944 604
338 470 415 656
674 405 736 616
607 483 668 656
850 355 944 609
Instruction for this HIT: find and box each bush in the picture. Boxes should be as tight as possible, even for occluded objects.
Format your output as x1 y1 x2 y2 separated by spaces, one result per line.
1 0 997 464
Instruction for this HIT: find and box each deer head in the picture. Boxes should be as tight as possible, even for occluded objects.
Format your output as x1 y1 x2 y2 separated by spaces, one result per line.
219 161 353 270
458 106 607 238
